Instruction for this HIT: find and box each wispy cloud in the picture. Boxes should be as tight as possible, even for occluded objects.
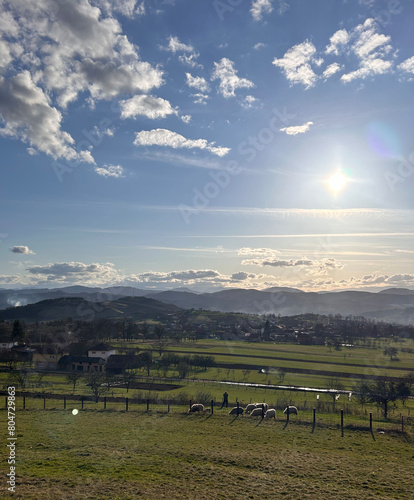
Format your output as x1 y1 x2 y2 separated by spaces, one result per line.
133 128 230 157
280 121 313 135
94 165 124 178
211 58 255 98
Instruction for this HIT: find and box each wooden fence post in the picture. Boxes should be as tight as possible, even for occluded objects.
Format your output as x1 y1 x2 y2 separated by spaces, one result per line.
167 402 170 413
81 398 84 410
146 399 150 412
126 397 128 412
211 399 214 415
369 412 373 432
341 409 344 437
23 396 26 410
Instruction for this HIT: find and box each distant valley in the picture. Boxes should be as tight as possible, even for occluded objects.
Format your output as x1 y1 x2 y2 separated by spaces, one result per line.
1 286 414 324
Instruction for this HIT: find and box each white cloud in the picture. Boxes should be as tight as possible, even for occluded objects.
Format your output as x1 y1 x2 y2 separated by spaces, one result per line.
242 257 343 271
280 121 313 135
0 0 163 162
0 71 95 163
254 42 266 50
322 62 342 79
10 245 35 255
211 58 255 98
181 114 191 124
165 35 194 53
119 94 176 119
185 73 210 92
398 56 414 74
272 40 319 88
241 95 259 109
251 0 273 21
94 164 124 178
26 261 120 283
178 53 203 69
326 29 350 56
238 247 280 257
133 128 230 157
191 93 209 105
340 18 395 83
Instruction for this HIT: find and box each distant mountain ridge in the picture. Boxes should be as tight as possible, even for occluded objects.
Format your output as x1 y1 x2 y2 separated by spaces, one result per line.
1 286 414 324
0 296 181 322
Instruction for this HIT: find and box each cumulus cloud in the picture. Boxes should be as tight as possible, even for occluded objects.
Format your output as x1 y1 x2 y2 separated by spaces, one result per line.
211 58 255 98
251 0 273 21
0 0 163 162
120 94 176 119
398 56 414 74
133 128 230 157
164 36 194 53
280 121 313 135
322 62 342 79
326 29 350 56
162 36 202 68
26 261 120 284
94 164 124 178
0 71 94 163
340 19 395 83
10 245 35 255
272 40 319 88
185 73 210 92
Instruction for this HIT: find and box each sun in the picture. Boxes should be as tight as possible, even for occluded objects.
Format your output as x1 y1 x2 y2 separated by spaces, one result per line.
327 170 348 192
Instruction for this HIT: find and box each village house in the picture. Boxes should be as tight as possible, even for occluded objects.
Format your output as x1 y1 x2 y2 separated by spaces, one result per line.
87 343 116 360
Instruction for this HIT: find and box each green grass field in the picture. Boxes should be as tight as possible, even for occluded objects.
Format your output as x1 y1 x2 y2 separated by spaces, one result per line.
1 409 413 499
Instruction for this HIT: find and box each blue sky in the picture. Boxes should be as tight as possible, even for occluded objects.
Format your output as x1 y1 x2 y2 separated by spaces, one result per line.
1 0 414 291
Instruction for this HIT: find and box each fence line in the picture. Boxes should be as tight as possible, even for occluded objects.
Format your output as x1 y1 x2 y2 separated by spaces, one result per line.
1 391 412 436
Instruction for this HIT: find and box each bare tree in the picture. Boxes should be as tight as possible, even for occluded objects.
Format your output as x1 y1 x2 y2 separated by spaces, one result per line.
66 372 84 393
85 372 109 403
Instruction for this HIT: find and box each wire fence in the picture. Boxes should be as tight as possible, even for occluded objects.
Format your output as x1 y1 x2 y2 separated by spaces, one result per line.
1 391 413 436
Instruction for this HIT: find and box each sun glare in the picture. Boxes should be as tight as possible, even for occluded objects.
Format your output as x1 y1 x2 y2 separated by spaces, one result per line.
328 171 348 192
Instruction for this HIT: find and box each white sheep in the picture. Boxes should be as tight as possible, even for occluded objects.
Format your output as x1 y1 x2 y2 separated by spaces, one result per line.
229 406 244 415
250 407 265 417
245 403 257 413
189 403 205 413
246 402 268 413
283 405 298 415
264 408 276 419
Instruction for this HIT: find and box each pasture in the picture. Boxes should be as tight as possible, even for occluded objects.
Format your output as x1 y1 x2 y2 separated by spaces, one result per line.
1 408 413 499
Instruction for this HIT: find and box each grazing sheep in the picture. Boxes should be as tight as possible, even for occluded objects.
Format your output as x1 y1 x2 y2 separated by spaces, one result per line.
283 405 298 415
264 409 276 419
246 402 268 413
229 406 244 415
189 403 205 413
245 403 257 413
250 407 265 417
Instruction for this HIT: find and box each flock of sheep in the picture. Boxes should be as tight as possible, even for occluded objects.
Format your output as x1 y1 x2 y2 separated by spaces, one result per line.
188 402 298 419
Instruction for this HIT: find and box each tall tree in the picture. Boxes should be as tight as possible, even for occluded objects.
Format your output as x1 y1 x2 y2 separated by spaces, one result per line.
12 320 25 343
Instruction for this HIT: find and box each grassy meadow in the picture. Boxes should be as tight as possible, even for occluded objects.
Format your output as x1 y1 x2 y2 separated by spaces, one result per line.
1 409 413 499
